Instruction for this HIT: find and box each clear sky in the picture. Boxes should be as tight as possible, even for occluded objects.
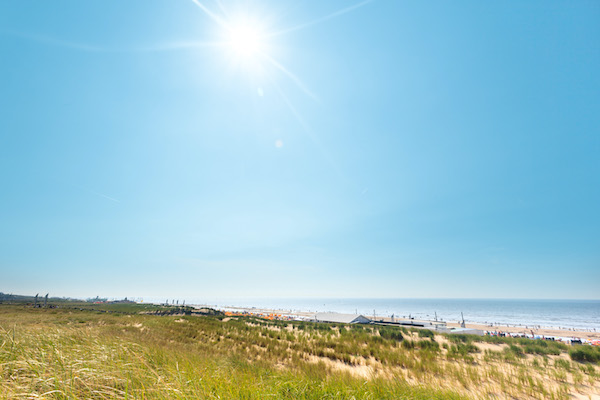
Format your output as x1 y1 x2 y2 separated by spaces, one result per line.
1 0 598 301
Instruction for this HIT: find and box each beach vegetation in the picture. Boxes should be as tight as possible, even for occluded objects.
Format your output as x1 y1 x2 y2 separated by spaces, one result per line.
554 358 572 372
522 342 562 356
377 326 404 341
417 328 435 339
447 342 479 361
569 344 600 363
0 303 596 400
447 333 475 344
506 344 525 358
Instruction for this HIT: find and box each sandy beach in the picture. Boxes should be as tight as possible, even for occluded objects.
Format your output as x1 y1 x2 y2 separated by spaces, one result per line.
198 303 600 341
446 321 600 341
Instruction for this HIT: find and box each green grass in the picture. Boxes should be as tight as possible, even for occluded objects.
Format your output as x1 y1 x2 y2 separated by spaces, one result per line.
1 304 598 400
417 329 434 339
71 302 176 313
450 332 590 364
0 305 464 399
569 345 600 363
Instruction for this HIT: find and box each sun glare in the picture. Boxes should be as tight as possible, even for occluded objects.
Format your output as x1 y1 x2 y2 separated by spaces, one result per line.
229 23 263 58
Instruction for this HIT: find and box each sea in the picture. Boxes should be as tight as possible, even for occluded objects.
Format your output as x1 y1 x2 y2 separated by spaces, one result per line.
192 298 600 331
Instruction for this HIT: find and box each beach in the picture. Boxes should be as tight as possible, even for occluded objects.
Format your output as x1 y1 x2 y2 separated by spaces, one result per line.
446 322 600 341
198 302 600 342
3 300 599 400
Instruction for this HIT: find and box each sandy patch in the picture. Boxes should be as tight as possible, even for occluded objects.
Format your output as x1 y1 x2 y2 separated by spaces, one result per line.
475 342 508 352
306 355 373 379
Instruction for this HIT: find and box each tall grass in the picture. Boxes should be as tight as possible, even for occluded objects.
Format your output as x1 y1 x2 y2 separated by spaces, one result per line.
569 345 600 363
1 304 598 400
0 306 464 399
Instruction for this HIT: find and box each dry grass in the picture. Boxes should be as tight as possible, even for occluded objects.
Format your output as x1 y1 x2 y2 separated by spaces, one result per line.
0 304 598 399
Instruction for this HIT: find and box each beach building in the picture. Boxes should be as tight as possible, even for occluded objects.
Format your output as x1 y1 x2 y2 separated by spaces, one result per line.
312 312 371 324
372 318 440 329
442 327 485 336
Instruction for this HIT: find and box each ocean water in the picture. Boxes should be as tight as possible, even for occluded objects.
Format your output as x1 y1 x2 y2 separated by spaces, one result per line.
196 298 600 331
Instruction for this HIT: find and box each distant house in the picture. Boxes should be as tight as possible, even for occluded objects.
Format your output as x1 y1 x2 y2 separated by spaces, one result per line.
312 312 371 324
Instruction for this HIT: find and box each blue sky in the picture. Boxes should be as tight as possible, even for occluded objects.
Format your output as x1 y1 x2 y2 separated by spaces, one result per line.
0 0 598 301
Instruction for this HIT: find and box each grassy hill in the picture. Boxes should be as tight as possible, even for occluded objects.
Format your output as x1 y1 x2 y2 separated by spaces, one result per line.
0 303 598 399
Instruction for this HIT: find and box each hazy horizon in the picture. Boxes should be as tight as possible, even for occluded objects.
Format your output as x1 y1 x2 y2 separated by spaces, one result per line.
3 291 600 303
1 0 598 301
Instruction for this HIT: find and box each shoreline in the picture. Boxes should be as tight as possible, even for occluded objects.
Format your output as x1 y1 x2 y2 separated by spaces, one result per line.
193 303 600 341
446 321 600 341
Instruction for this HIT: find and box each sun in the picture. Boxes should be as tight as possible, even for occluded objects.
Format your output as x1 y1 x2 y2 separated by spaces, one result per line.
228 22 264 59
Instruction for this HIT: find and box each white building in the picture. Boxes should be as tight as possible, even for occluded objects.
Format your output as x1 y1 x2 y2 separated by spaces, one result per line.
312 312 371 324
441 327 485 336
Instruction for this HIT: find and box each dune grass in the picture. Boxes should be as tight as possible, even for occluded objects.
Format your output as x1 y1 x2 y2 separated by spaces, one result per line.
0 305 462 399
1 304 598 399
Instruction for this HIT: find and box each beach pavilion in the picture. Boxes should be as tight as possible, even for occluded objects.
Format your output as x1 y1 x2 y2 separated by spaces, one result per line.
311 312 371 324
